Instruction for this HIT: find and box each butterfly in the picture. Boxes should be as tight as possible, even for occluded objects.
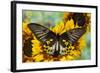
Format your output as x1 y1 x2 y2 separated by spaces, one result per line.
28 23 86 57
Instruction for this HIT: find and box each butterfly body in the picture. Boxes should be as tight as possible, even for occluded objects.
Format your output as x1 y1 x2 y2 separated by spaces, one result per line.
28 23 86 56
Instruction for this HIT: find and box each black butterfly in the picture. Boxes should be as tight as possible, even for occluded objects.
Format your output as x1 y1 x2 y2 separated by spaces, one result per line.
28 23 86 57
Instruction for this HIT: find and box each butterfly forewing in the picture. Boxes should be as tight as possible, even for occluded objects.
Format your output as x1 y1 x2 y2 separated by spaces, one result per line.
60 28 86 47
28 23 56 46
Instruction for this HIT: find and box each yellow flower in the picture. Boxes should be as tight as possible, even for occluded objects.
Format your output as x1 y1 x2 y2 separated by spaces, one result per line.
66 55 74 60
31 38 43 55
22 22 31 35
52 21 65 35
23 20 86 62
33 54 44 62
65 19 74 31
52 19 74 35
60 56 66 61
78 36 86 49
70 50 81 57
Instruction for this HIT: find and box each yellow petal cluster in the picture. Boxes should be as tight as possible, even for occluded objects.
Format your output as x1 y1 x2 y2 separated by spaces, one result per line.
31 38 43 55
52 19 74 35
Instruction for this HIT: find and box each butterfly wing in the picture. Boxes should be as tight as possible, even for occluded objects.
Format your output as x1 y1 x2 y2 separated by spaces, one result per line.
60 28 86 46
28 23 57 45
28 23 57 55
59 28 86 55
